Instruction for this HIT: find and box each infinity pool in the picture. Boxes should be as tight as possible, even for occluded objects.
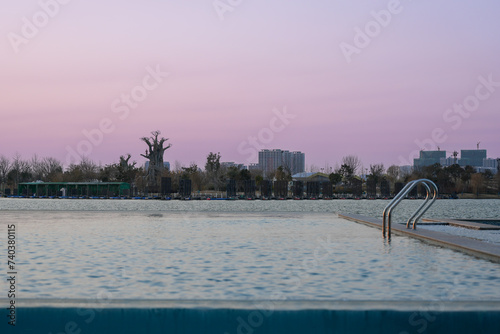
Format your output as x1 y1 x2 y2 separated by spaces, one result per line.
4 210 500 301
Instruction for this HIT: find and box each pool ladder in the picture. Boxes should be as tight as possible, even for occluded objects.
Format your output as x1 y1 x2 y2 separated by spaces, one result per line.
382 179 438 239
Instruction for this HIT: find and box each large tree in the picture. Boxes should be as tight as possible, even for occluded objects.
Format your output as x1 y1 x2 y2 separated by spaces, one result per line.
64 157 99 182
8 153 31 188
30 155 63 181
368 163 385 184
341 155 362 175
205 152 223 190
275 166 291 181
140 131 171 187
117 154 139 183
328 172 342 186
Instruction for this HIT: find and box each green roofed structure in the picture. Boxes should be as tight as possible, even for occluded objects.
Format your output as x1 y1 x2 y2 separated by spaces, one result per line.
18 182 130 197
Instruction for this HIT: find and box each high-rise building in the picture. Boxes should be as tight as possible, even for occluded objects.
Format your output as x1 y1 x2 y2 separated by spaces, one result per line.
258 149 305 177
459 150 487 167
413 150 446 168
291 151 305 175
483 158 498 169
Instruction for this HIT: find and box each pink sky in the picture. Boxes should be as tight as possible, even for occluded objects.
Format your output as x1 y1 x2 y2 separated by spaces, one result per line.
1 0 499 170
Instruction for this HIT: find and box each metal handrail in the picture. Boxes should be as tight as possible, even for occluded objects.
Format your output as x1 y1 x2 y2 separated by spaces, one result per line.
405 182 431 228
382 179 438 239
382 180 417 236
408 180 438 229
385 180 422 237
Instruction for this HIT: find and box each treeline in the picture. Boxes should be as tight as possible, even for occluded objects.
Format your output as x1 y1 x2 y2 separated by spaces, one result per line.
328 161 500 197
1 152 498 196
0 152 262 195
0 154 141 194
405 163 500 196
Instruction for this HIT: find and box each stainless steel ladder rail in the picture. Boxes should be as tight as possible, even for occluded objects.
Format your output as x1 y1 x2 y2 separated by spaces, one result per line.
382 180 417 236
406 180 438 229
384 179 438 237
405 182 431 228
384 180 419 238
382 179 438 238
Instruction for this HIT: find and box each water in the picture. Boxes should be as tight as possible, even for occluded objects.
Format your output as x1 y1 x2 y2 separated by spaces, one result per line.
1 198 499 220
1 198 499 301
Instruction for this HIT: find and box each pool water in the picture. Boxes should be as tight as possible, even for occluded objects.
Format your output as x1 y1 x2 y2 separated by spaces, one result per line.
3 210 500 301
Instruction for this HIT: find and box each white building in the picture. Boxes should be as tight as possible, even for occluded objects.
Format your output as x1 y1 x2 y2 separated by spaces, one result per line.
258 149 305 177
483 158 499 170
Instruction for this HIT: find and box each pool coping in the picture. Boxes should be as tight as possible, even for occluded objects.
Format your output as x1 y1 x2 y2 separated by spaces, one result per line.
421 218 500 230
3 299 500 311
338 213 500 264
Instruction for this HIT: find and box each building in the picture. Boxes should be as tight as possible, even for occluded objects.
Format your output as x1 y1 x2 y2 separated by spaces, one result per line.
18 182 130 197
248 163 261 172
291 172 330 183
440 157 456 167
415 148 497 173
479 158 499 174
483 158 499 170
258 149 305 177
459 150 487 167
413 150 446 168
290 151 305 175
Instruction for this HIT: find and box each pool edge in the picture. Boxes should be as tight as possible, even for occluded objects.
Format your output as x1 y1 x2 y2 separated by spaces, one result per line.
338 213 500 264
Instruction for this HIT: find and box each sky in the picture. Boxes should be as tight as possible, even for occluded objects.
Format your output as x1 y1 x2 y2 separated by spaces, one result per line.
1 0 499 170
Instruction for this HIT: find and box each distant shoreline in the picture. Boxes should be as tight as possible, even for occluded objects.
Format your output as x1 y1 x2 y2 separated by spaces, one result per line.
2 195 499 200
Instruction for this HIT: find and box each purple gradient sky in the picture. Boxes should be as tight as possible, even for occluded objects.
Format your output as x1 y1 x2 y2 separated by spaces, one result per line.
1 0 499 170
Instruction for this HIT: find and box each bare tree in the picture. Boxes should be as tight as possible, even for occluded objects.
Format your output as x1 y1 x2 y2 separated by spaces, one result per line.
309 164 320 173
368 163 385 184
140 130 172 187
119 154 134 169
341 155 362 175
173 160 183 173
115 154 138 184
30 154 44 180
65 157 98 182
0 155 11 194
386 165 400 182
471 173 485 198
10 153 31 188
41 157 63 181
30 155 63 181
80 157 99 181
205 152 224 190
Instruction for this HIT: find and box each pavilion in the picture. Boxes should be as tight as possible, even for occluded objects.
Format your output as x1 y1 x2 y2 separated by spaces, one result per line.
18 182 130 197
